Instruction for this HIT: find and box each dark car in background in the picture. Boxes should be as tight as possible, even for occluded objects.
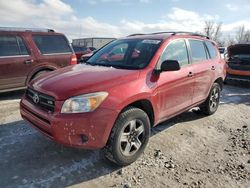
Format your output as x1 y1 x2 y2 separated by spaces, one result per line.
225 43 250 82
72 45 96 62
0 27 77 93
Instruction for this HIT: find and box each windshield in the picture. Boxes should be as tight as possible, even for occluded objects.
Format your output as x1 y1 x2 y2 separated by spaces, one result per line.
86 39 162 69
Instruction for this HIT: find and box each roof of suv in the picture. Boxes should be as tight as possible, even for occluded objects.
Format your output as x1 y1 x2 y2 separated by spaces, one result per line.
0 27 64 36
0 27 55 32
124 31 210 41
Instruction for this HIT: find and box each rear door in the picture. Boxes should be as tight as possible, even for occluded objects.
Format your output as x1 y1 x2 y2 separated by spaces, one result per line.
32 34 73 68
187 39 216 104
157 39 195 120
0 35 34 90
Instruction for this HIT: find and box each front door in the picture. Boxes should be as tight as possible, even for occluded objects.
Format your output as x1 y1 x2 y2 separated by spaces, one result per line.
156 39 195 120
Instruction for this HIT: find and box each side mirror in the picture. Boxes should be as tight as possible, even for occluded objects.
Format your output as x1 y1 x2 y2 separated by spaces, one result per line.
161 60 181 72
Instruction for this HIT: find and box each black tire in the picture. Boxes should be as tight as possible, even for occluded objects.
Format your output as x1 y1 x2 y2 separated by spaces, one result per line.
200 83 221 115
104 107 151 166
224 74 228 84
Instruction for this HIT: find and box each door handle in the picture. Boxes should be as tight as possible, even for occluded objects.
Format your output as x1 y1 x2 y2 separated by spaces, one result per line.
211 66 216 70
24 59 33 65
188 72 193 77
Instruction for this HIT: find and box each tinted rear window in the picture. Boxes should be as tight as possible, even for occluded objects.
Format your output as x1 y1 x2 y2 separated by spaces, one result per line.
189 40 207 63
0 36 28 56
206 41 218 59
33 35 72 54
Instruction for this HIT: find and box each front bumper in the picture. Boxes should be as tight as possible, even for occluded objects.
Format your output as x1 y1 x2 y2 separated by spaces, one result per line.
20 96 118 149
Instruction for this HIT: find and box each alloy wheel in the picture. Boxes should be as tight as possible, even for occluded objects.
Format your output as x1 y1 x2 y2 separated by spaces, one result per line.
119 119 145 157
209 87 220 111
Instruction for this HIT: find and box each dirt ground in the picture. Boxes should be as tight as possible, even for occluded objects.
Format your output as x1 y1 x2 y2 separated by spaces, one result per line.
0 82 249 188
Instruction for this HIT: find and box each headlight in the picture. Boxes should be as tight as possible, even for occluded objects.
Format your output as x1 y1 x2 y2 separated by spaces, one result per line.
61 92 108 113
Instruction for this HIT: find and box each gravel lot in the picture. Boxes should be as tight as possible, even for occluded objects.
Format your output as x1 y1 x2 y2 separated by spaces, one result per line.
0 83 249 188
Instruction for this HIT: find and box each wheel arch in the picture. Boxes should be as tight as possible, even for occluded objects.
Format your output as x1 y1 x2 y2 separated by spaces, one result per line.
214 77 224 90
26 66 57 84
120 99 155 127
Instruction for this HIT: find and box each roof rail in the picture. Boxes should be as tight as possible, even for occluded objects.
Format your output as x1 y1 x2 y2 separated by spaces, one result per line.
0 27 55 32
152 31 210 39
127 33 145 37
127 31 209 39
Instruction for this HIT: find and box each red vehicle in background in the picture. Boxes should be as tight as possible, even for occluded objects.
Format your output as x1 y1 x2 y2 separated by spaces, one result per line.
225 43 250 82
0 27 76 93
20 32 225 166
72 45 96 62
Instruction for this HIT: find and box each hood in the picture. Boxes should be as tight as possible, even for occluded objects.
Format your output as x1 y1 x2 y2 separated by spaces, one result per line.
30 64 140 100
228 44 250 56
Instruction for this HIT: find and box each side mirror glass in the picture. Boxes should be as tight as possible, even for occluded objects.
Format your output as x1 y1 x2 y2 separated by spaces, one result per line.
161 60 181 72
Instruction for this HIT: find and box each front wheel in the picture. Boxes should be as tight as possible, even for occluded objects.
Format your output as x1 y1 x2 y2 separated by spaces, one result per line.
200 83 221 115
104 107 151 166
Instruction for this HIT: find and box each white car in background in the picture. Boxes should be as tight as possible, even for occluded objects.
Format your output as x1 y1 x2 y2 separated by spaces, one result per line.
219 47 227 59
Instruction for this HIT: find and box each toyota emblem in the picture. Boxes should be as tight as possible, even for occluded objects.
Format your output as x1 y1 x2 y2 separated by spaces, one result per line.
33 93 40 104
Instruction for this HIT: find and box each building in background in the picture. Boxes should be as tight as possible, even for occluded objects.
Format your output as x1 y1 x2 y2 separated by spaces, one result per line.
72 37 116 49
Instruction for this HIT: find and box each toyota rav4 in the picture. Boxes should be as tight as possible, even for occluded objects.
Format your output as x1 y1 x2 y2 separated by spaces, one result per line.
20 32 226 165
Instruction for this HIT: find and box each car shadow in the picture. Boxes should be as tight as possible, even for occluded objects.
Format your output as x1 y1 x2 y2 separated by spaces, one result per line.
220 85 250 106
0 110 206 187
0 89 25 100
225 80 250 89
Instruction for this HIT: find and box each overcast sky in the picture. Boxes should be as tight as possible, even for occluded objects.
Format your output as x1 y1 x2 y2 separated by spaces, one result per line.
0 0 250 40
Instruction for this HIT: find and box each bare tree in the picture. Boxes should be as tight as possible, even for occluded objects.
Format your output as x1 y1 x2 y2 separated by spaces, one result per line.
235 25 245 43
235 25 250 43
213 22 222 42
204 21 215 38
225 34 236 46
243 30 250 42
203 21 222 43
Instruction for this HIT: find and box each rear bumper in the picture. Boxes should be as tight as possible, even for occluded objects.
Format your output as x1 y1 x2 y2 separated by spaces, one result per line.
226 68 250 82
20 96 118 149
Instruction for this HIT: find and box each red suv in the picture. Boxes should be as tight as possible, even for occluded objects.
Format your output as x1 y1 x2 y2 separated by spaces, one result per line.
20 32 226 165
0 27 77 93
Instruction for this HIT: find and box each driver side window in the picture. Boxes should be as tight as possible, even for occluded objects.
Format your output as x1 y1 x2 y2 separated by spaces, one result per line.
160 40 189 67
98 43 128 63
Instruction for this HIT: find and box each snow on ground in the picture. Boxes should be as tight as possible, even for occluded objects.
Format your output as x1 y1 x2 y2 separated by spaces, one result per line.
0 83 249 188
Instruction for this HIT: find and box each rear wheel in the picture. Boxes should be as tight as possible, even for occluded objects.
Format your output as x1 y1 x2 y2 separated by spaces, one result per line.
104 107 151 166
200 83 221 115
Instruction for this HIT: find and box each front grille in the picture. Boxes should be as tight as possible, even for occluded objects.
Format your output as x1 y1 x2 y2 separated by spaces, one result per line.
26 88 55 112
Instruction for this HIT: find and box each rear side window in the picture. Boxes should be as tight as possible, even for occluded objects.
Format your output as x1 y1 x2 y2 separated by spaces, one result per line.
189 40 207 63
160 39 189 67
33 35 72 54
0 36 28 56
73 46 87 52
205 41 218 59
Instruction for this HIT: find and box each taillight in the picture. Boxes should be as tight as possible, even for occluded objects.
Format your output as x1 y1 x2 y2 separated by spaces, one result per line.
70 54 77 65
